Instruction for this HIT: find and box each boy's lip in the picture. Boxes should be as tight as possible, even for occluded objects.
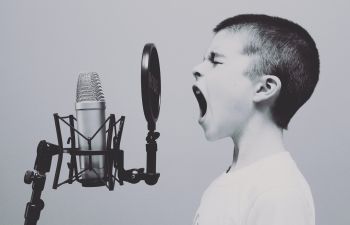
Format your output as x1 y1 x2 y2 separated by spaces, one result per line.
192 85 207 121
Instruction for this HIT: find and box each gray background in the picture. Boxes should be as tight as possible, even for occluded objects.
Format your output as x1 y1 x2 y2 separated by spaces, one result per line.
0 0 349 225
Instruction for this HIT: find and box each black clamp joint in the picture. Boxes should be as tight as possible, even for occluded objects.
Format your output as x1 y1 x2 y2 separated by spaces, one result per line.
122 168 145 184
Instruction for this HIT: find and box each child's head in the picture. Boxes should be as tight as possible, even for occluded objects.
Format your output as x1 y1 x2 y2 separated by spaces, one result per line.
192 14 319 140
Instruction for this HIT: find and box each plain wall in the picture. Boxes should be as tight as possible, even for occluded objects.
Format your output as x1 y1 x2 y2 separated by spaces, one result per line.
0 0 349 224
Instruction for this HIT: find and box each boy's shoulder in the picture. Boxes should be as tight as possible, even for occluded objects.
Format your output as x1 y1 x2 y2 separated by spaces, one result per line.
241 151 308 190
202 151 313 207
226 151 311 195
196 152 315 225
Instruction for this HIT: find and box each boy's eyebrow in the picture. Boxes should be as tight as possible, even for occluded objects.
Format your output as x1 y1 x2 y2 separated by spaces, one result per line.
203 51 226 60
212 51 226 58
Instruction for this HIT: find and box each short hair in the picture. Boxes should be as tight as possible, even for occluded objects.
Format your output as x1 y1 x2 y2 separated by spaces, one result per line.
214 14 320 129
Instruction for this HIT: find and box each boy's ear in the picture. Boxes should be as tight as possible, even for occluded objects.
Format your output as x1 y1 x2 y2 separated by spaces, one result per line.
253 75 281 103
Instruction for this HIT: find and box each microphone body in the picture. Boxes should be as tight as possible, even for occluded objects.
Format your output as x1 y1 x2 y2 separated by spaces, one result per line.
76 72 106 186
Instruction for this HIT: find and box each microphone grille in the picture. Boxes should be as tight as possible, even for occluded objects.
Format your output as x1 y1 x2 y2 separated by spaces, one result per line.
76 72 105 102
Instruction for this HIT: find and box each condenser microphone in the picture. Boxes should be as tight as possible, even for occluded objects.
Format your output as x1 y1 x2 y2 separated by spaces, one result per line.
76 72 106 187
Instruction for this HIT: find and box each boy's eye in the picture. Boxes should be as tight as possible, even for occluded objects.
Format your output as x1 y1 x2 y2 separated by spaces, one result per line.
211 60 222 65
209 57 223 66
207 53 223 66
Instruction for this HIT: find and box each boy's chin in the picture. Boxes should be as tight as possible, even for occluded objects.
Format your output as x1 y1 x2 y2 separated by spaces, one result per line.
203 128 229 141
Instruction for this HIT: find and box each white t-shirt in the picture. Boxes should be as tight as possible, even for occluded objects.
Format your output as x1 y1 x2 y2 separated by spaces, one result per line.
193 151 315 225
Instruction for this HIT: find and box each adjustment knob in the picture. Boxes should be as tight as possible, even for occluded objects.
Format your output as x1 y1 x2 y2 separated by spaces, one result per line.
24 170 34 184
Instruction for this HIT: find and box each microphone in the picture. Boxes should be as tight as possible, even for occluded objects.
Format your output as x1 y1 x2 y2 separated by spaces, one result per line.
75 72 106 187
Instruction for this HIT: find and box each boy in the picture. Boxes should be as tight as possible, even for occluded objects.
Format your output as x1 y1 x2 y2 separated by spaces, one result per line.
192 14 319 225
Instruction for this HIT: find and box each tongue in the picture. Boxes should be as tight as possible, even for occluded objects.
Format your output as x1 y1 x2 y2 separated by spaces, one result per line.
192 85 207 117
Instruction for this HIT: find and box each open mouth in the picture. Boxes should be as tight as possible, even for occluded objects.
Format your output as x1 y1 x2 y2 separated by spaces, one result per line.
192 85 207 118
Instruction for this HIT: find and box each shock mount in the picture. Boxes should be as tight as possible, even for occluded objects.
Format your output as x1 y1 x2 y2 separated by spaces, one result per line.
23 113 160 225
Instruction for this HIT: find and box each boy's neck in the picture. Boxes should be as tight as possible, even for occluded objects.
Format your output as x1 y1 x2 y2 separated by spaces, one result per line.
230 115 286 171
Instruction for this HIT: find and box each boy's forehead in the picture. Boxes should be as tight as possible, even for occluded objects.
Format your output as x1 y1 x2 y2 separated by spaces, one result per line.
206 30 248 57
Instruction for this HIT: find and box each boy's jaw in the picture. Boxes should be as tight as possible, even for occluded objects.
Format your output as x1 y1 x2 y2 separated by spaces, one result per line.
192 84 216 141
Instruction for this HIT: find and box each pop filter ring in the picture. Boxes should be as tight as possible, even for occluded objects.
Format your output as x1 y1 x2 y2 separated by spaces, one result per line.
141 43 161 131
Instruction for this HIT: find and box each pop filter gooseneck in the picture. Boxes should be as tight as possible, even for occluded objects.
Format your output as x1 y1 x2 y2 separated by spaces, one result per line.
141 43 161 131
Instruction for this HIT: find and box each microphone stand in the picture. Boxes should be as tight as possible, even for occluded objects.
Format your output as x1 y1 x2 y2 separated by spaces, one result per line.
24 141 60 225
23 171 45 225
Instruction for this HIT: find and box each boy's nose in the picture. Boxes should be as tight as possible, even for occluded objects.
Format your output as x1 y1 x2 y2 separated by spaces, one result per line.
192 63 204 80
192 71 202 80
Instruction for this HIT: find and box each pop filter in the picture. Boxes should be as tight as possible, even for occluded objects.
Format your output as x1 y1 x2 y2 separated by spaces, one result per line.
141 43 161 131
